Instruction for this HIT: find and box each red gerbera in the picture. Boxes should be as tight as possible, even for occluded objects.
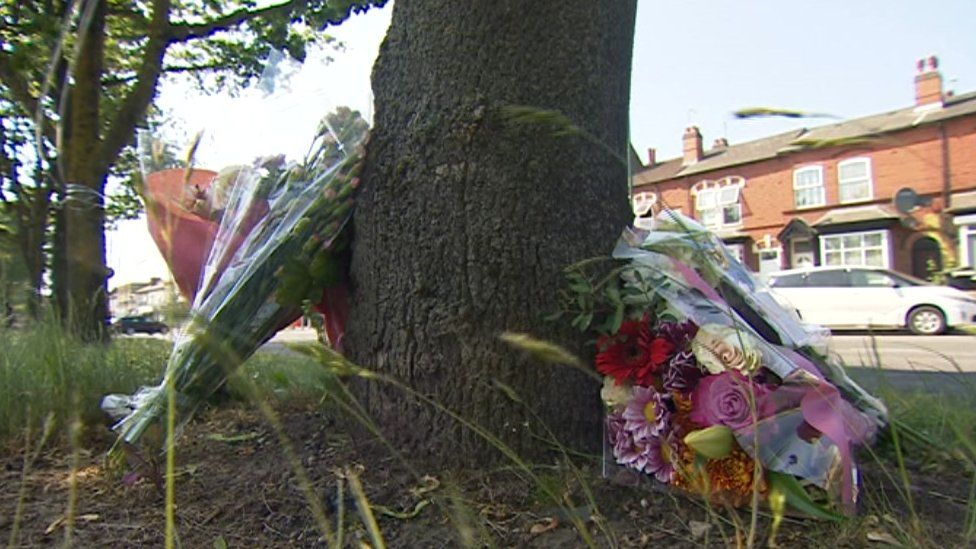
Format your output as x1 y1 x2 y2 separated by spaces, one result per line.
596 320 674 386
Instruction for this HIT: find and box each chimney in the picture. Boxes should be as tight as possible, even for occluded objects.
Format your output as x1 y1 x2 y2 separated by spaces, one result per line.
712 137 729 151
682 126 703 166
646 148 657 167
914 55 943 107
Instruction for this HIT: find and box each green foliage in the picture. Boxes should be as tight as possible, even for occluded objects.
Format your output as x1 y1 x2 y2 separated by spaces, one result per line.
554 259 668 336
767 471 844 522
1 0 387 337
0 325 170 445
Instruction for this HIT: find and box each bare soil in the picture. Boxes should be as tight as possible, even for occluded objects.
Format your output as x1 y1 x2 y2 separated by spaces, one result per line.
1 403 970 548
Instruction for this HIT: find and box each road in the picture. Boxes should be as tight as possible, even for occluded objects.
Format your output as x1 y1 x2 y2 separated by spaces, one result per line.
829 332 976 397
133 328 976 396
829 333 976 372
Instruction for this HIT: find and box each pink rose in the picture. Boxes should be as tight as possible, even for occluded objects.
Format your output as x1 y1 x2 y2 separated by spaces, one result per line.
690 372 768 430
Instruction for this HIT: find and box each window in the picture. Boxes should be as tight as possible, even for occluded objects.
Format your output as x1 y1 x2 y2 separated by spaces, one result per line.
632 191 657 230
837 158 873 203
959 224 976 267
769 273 805 288
694 178 743 229
820 230 888 267
850 270 896 288
806 270 853 287
793 166 825 208
953 214 976 267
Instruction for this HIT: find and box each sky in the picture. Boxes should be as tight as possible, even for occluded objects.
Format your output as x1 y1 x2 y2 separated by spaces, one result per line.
106 0 976 288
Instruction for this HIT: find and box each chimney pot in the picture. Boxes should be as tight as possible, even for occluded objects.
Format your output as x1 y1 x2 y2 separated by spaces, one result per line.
712 137 729 150
646 147 657 167
914 55 943 107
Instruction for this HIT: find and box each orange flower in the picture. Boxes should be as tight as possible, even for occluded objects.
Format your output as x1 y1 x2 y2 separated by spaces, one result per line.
673 447 764 507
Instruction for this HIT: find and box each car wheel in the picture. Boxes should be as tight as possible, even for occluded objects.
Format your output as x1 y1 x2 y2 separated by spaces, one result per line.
160 327 169 334
907 306 946 335
125 327 135 335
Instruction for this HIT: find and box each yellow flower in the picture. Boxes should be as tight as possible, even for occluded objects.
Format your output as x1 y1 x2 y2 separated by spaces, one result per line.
691 324 762 375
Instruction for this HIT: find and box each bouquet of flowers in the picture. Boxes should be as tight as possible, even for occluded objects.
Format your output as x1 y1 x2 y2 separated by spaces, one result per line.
565 212 887 515
105 108 368 445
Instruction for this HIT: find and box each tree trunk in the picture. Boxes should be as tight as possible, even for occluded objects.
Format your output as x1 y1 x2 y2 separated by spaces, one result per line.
62 0 109 341
346 0 637 464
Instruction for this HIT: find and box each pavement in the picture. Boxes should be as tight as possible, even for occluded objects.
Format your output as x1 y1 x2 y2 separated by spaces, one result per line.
128 327 976 397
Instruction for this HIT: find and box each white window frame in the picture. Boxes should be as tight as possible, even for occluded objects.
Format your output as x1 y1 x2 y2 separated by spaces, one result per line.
962 226 976 268
632 191 656 217
632 191 657 230
819 230 890 267
837 157 873 204
955 214 976 267
693 176 744 229
793 165 825 209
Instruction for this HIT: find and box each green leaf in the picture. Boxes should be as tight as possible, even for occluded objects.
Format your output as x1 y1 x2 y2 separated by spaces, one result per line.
569 281 590 294
605 284 622 305
608 303 624 334
542 310 563 322
766 472 844 522
213 536 228 549
578 312 593 331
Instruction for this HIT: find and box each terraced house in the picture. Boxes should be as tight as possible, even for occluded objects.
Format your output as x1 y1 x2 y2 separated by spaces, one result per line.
631 57 976 280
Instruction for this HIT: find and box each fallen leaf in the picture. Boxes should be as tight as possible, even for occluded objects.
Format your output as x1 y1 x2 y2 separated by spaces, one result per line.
689 520 712 540
78 514 100 522
866 530 902 546
44 517 64 535
529 517 559 535
207 432 260 444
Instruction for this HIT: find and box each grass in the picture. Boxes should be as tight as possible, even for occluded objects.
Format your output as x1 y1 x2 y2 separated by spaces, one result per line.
0 324 169 445
0 324 331 449
2 323 976 547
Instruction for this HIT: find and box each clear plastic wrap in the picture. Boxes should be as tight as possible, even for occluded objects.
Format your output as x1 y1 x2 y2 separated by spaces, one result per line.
107 108 368 445
584 211 887 515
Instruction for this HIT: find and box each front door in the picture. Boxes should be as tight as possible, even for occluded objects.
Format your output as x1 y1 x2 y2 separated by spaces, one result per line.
911 236 942 280
791 239 815 268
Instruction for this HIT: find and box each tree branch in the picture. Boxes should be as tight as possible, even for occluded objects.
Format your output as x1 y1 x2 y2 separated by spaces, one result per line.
0 54 60 147
0 55 41 120
101 61 236 87
96 0 172 175
167 1 300 42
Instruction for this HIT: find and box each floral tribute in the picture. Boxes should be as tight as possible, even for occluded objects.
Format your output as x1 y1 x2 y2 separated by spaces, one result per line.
103 108 369 445
565 212 887 516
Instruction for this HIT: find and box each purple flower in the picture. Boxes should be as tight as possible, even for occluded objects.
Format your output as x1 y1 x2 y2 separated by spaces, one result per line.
622 386 670 439
609 427 677 483
662 349 702 393
656 319 699 347
690 371 769 430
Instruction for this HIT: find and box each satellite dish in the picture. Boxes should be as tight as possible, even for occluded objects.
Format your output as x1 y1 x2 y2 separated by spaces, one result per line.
893 187 932 214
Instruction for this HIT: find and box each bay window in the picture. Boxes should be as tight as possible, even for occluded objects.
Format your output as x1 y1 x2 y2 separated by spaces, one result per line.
820 230 889 267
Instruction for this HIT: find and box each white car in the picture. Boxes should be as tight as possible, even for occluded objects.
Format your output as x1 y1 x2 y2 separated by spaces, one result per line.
766 266 976 335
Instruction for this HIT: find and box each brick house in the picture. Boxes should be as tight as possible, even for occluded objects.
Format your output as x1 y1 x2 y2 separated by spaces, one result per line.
631 56 976 280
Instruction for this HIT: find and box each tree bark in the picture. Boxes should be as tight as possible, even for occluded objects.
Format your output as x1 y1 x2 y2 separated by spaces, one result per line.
346 0 637 464
62 0 109 341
